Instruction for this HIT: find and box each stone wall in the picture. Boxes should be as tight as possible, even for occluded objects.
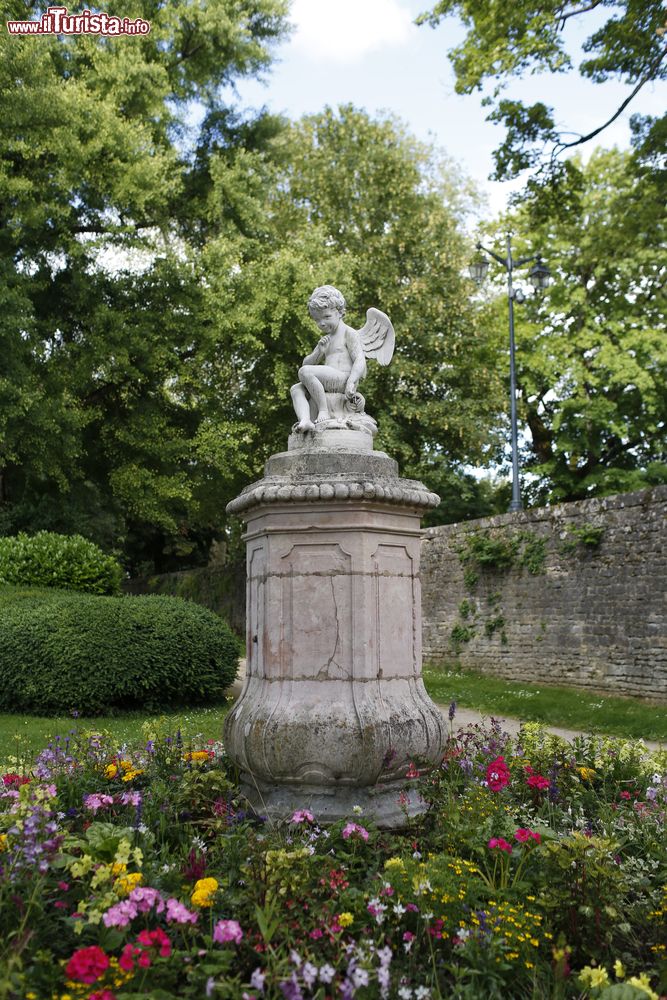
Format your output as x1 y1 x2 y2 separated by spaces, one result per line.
421 486 667 699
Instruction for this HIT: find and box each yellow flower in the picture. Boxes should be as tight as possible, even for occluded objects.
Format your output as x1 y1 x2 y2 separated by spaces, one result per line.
578 766 597 782
121 768 143 782
183 750 211 763
614 959 625 979
338 912 354 927
590 968 609 988
628 974 658 999
191 876 219 907
384 857 405 869
0 833 7 852
104 763 118 779
116 871 143 897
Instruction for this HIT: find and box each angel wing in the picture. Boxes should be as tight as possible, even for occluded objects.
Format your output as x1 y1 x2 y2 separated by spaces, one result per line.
358 307 395 366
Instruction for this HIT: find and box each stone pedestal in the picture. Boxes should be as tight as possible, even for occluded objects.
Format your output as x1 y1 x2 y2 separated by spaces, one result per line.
224 429 446 827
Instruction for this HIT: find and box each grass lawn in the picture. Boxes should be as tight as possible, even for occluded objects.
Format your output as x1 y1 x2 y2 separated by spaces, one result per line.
0 704 232 766
1 667 665 764
423 665 667 742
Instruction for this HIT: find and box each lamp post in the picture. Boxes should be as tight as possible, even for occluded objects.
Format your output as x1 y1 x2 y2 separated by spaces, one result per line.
469 233 550 512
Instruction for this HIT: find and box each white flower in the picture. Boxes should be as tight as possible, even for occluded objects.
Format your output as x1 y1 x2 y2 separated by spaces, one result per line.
302 962 318 988
377 945 393 966
352 805 363 814
290 949 302 968
319 964 335 984
412 850 422 860
415 988 431 999
352 968 369 988
653 773 662 784
393 903 406 916
398 988 413 999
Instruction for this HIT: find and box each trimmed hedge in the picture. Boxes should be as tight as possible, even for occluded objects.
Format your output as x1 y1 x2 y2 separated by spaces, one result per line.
0 587 240 715
0 532 122 595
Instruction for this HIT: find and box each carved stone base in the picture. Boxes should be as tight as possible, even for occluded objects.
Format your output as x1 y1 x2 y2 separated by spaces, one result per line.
224 446 445 828
239 774 429 829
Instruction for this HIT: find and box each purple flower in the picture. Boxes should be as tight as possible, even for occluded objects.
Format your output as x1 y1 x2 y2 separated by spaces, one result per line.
448 700 457 721
250 968 266 992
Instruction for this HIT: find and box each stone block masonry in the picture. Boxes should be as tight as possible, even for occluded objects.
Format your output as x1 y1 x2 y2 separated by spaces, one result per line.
421 486 667 700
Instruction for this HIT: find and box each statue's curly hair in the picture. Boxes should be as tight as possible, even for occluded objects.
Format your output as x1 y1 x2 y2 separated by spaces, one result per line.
307 285 346 317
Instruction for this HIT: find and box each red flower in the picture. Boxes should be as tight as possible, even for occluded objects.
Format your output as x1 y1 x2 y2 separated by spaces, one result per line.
526 773 550 790
65 945 110 984
515 827 541 844
486 756 510 792
2 773 29 788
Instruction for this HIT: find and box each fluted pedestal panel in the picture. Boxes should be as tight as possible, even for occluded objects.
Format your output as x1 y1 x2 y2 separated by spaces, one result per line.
224 442 445 827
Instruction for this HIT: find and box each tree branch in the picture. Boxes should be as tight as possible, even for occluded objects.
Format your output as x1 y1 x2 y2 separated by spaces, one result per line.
553 43 667 154
556 1 602 26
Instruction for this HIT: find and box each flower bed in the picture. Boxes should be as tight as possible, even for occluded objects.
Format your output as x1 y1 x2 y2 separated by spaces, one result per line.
1 715 666 999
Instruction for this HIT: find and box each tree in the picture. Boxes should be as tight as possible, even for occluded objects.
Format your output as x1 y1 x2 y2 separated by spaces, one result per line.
486 148 666 502
0 0 290 569
416 0 667 181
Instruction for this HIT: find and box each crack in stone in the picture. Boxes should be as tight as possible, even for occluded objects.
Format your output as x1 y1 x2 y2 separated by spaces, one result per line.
317 577 348 679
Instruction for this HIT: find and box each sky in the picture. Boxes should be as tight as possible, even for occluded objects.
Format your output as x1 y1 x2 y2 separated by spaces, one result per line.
226 0 665 215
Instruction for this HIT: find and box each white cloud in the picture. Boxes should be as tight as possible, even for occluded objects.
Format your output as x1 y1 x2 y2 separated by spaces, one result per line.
289 0 415 63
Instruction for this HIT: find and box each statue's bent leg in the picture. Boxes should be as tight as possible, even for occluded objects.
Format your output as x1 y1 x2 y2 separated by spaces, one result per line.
290 383 315 433
298 366 346 424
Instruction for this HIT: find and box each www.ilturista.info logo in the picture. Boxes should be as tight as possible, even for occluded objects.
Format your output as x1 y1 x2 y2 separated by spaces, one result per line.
6 6 151 35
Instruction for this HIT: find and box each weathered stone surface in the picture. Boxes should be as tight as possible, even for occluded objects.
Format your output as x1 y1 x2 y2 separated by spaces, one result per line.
224 438 445 827
421 485 667 700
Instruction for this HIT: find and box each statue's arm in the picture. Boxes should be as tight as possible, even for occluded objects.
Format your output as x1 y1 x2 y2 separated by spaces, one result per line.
301 337 328 366
345 329 367 393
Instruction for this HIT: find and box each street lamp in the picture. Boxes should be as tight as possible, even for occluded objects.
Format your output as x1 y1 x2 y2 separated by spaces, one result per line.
469 233 551 513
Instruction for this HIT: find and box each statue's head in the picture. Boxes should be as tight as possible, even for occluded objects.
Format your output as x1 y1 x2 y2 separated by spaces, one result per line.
307 285 346 318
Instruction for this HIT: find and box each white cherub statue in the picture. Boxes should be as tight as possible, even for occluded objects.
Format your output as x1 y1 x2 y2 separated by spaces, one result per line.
290 285 395 433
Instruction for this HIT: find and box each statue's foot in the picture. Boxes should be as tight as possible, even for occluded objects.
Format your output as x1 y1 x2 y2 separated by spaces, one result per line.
315 412 329 425
296 417 316 433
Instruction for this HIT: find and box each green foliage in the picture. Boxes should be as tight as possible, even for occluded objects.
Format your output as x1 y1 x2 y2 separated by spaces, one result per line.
458 527 547 582
0 586 239 715
492 149 667 503
562 522 606 553
0 531 122 595
416 0 667 180
0 0 290 573
450 622 476 650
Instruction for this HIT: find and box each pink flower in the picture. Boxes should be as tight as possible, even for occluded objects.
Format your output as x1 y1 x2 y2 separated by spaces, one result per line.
488 837 513 853
165 897 199 925
309 928 324 939
290 809 315 824
486 756 510 792
65 945 110 984
341 822 369 841
406 762 420 779
213 919 243 945
83 793 114 813
103 899 138 928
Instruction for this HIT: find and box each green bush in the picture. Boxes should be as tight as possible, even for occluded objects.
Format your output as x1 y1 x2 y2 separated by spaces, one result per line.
0 586 240 715
0 531 122 595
